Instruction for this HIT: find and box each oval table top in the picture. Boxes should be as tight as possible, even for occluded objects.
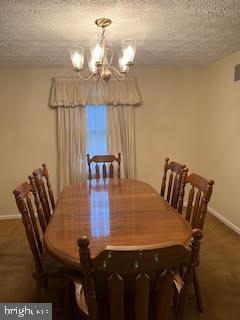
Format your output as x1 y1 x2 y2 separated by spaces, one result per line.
44 178 192 269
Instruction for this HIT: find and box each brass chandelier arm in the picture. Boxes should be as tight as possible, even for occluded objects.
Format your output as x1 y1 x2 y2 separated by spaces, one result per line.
76 66 129 81
76 71 96 81
109 65 129 80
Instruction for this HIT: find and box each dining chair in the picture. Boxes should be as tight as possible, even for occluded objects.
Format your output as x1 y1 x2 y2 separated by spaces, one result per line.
183 173 214 230
33 163 55 225
180 173 214 313
87 153 121 179
13 182 63 302
160 158 188 212
74 229 203 320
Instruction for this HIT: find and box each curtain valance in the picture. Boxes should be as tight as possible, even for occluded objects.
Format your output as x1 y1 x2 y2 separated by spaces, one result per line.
50 76 141 107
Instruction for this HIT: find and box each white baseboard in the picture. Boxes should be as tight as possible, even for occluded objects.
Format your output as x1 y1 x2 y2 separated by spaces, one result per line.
0 213 21 220
183 201 240 235
0 212 38 220
208 206 240 235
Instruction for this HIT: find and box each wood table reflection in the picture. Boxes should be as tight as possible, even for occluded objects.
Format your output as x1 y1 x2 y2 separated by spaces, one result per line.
44 178 192 269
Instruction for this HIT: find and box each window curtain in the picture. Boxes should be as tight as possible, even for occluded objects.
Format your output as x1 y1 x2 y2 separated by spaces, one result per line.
50 77 140 107
107 106 136 179
50 77 140 190
57 107 86 192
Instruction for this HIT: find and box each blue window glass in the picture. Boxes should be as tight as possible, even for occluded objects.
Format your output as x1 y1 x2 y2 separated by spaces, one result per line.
86 105 108 156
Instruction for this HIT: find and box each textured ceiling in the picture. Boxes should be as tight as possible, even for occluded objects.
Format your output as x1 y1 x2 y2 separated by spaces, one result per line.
1 0 240 68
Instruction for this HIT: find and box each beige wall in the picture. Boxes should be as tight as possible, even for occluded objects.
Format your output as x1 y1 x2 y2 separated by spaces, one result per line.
0 69 59 216
198 52 240 230
1 56 240 232
0 67 202 217
134 67 203 189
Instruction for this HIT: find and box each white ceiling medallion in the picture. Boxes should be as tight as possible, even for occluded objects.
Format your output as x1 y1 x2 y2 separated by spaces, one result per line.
69 18 136 81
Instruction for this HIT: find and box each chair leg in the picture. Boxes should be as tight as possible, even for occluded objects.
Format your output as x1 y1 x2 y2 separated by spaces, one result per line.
43 278 48 289
173 286 178 313
35 280 42 302
64 281 75 320
175 283 189 320
193 268 203 313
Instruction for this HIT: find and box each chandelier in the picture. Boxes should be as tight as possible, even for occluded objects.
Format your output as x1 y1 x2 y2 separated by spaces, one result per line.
69 18 136 81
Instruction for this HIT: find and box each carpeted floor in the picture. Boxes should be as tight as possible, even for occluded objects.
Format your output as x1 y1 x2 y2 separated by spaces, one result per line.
0 214 240 319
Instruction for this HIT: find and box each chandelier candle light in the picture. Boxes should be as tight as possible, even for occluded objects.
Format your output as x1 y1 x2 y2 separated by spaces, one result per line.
69 18 136 81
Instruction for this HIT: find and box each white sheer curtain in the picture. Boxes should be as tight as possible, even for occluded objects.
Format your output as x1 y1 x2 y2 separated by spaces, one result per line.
57 107 86 192
107 106 136 179
51 77 140 189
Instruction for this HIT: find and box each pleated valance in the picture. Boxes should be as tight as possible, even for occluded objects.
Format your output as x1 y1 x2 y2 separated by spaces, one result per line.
50 76 141 107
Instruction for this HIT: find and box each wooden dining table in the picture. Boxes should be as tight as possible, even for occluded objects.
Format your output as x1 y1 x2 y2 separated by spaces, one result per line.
44 178 192 269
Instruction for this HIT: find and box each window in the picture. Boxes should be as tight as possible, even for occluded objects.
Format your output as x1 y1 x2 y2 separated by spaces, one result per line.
86 105 108 156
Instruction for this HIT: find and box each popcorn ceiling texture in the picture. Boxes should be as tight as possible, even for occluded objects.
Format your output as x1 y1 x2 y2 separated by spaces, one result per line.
0 0 240 68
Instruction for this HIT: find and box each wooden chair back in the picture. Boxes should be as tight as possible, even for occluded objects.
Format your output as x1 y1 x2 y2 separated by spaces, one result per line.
78 229 203 320
185 173 214 229
160 158 188 212
33 163 55 225
28 175 47 233
87 153 121 179
13 182 45 274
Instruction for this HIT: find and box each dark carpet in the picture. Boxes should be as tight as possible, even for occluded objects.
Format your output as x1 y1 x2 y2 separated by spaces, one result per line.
0 214 240 319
